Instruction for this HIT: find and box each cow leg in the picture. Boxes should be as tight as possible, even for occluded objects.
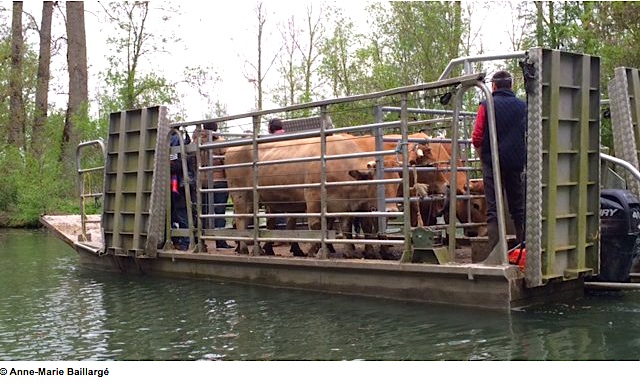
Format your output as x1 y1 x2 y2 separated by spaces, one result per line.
339 217 358 259
229 191 251 254
287 218 306 257
262 216 276 256
360 216 381 259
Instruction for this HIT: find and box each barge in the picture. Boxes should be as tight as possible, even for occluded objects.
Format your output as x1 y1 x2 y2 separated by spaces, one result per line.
42 48 640 309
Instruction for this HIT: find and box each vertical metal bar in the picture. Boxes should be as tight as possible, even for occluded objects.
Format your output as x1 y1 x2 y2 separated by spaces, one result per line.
478 80 508 265
628 68 640 193
373 105 386 234
448 89 461 260
319 106 328 259
194 124 205 252
251 115 261 256
164 129 174 250
525 48 544 287
576 55 591 270
177 130 195 249
400 94 412 262
545 50 562 276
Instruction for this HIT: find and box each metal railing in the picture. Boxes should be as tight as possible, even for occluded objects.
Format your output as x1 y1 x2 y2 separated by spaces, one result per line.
76 140 106 242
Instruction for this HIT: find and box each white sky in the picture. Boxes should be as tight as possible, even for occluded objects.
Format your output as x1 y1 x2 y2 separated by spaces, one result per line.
16 1 518 125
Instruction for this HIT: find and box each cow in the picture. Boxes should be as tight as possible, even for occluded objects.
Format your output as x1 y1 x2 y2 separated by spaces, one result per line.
407 138 488 236
224 134 385 258
403 138 451 226
465 178 488 236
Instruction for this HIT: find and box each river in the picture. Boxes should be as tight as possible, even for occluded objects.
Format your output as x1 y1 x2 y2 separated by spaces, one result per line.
1 228 639 361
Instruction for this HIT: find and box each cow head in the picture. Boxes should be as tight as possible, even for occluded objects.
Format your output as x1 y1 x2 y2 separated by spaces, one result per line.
407 142 436 166
365 159 402 212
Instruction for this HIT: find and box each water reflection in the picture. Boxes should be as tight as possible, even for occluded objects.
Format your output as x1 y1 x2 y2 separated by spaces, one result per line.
2 229 640 360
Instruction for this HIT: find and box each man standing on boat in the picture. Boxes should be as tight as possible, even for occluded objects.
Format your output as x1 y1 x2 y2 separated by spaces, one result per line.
472 70 527 256
169 128 195 251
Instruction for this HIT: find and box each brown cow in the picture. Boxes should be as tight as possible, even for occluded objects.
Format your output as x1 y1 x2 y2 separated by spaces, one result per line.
407 137 487 236
224 134 383 258
345 132 450 213
404 139 451 226
464 178 488 236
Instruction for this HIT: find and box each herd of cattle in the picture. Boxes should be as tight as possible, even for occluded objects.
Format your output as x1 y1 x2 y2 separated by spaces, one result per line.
218 131 488 259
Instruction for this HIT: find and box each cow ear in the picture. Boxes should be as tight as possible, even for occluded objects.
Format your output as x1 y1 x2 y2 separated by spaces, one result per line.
349 169 374 180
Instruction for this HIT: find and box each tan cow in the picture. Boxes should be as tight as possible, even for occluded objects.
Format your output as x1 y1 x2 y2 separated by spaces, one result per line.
224 134 384 258
404 137 451 226
407 138 488 236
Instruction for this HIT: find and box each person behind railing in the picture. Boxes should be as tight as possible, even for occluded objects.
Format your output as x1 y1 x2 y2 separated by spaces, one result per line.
170 128 195 251
199 121 232 249
472 70 527 254
268 118 285 134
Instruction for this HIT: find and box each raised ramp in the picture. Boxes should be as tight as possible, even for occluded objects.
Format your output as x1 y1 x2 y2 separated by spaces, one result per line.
525 48 600 286
102 106 170 258
608 67 640 197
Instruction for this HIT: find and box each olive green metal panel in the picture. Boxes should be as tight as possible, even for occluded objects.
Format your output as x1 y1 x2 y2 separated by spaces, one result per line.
526 48 600 286
608 67 640 197
102 106 168 257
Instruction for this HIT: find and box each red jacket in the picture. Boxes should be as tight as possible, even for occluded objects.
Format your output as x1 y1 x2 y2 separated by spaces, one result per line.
472 103 486 150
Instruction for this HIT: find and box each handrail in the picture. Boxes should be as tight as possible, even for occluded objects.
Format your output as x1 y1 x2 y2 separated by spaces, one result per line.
438 52 527 81
76 140 106 242
601 153 640 183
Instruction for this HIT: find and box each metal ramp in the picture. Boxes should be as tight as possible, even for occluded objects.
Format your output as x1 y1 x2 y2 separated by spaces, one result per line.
607 67 640 197
101 106 169 258
525 48 601 286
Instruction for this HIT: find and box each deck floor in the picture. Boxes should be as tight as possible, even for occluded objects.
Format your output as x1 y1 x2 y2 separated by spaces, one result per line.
41 214 475 263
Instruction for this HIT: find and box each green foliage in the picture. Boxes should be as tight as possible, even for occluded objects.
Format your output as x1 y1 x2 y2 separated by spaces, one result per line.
0 109 80 226
315 0 468 128
97 1 181 128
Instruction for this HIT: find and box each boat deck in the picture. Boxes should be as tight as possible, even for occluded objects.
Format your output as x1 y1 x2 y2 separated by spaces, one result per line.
40 214 585 310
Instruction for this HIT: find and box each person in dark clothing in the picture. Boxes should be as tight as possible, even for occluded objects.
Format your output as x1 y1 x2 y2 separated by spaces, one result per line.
170 128 194 251
471 70 527 254
198 121 232 249
268 118 285 134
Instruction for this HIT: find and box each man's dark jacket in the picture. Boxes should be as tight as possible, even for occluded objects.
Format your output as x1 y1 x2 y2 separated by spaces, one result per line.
480 89 527 171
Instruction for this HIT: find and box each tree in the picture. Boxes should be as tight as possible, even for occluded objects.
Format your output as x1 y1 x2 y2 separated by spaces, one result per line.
272 15 304 108
319 13 358 98
297 3 326 104
9 1 25 149
32 1 54 160
243 1 280 111
61 1 88 174
97 1 179 125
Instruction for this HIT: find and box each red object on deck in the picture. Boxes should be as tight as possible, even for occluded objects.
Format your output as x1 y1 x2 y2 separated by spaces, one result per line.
508 247 526 272
171 175 179 193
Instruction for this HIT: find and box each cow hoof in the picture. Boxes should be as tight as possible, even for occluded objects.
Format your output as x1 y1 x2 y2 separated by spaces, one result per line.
263 243 275 256
364 253 382 260
290 244 305 257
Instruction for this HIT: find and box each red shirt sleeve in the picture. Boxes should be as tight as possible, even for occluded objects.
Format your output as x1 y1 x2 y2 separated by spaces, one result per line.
472 104 486 149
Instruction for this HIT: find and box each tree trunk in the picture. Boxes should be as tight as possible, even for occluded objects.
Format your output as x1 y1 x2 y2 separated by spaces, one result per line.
535 1 544 47
33 1 54 160
9 1 25 149
63 1 88 163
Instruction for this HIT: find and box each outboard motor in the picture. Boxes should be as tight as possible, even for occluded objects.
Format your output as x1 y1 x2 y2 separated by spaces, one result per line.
597 189 640 282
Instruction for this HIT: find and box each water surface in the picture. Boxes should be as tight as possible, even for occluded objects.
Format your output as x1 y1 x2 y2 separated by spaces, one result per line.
1 228 639 360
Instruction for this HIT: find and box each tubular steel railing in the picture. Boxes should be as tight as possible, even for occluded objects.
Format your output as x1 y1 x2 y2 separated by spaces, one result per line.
166 72 497 261
76 140 106 242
